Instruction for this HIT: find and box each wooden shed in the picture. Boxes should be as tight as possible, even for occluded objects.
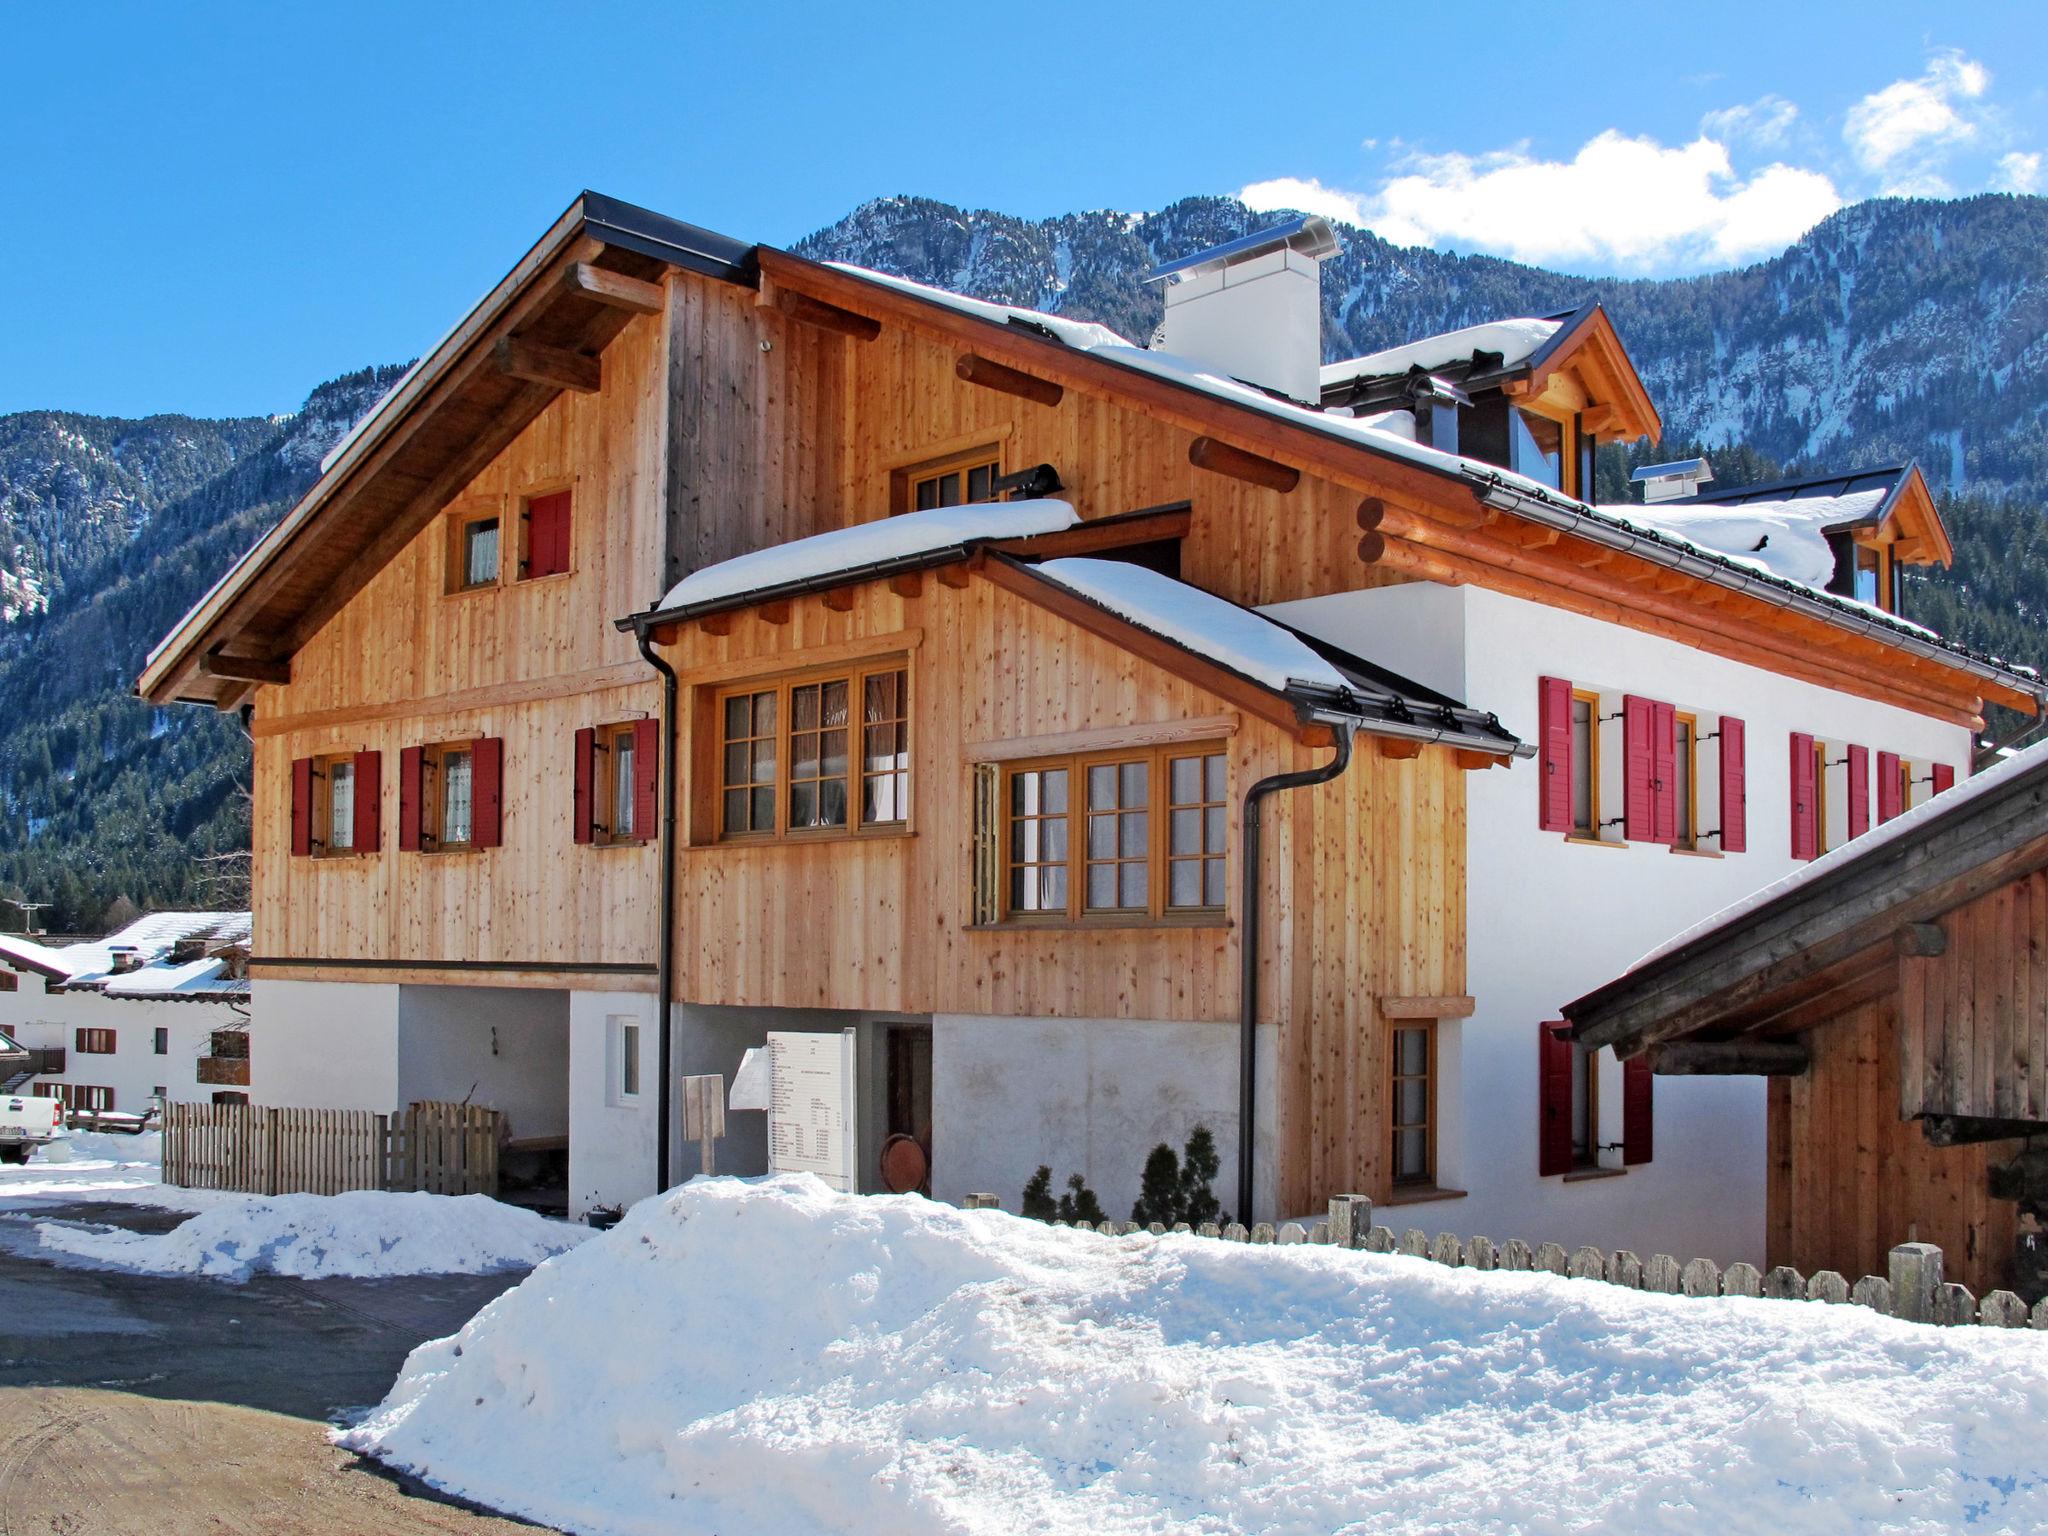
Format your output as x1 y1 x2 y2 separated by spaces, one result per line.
1565 743 2048 1298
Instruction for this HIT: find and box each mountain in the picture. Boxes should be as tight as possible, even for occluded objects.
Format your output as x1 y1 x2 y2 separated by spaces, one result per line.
2 194 2045 930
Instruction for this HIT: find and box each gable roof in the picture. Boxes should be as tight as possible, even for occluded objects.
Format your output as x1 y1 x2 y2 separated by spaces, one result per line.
1659 462 1952 568
1565 744 2048 1056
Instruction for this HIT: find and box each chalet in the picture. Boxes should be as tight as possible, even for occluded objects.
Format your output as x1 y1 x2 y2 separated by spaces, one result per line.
1564 741 2048 1298
136 193 2042 1253
0 912 253 1117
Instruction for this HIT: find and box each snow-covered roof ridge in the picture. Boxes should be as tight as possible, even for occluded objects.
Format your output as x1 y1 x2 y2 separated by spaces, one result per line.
658 501 1079 611
1626 740 2048 975
1622 489 1890 592
1031 558 1349 697
1319 317 1563 388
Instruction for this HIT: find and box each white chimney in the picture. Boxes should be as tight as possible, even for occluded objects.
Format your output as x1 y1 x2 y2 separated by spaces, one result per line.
1151 216 1339 404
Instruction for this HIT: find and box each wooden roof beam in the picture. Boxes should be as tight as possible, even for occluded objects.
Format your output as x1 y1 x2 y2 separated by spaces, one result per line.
200 650 290 687
1649 1040 1811 1076
1188 436 1299 493
561 261 665 315
776 289 881 341
494 336 601 394
956 352 1064 408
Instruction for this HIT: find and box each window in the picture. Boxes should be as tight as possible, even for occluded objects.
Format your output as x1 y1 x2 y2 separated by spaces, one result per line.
578 721 655 846
327 757 356 852
612 729 638 841
403 739 502 852
48 1084 113 1112
211 1091 249 1106
893 445 1001 514
451 511 501 591
520 488 573 580
1673 712 1698 849
75 1028 116 1055
153 1027 168 1056
152 1086 166 1100
292 751 380 857
442 748 475 846
712 663 910 841
1390 1021 1435 1186
997 745 1228 923
1572 1042 1600 1169
607 1016 642 1106
1569 690 1598 836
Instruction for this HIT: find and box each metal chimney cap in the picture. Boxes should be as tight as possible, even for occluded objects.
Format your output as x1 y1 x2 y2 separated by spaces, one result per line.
1147 214 1340 284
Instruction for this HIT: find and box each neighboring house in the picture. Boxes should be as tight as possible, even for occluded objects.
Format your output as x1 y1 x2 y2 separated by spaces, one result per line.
0 912 253 1116
136 194 2040 1253
1564 741 2048 1298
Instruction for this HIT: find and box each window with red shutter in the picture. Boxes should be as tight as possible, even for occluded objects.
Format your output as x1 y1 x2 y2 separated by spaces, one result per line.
1718 716 1746 852
573 727 596 845
1877 750 1903 823
353 750 382 852
1537 676 1573 832
1538 1022 1574 1177
1622 695 1656 841
1932 763 1956 795
633 717 660 840
1622 1055 1653 1165
472 737 504 848
290 757 314 857
1846 744 1870 840
399 746 425 851
1651 699 1677 846
1789 731 1818 860
524 490 572 580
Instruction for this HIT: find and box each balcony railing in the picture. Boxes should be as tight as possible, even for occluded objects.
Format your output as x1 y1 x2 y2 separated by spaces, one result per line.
196 1056 251 1087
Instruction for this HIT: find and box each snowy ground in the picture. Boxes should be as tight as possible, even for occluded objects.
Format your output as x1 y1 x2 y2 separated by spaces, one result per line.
0 1131 589 1282
341 1174 2048 1536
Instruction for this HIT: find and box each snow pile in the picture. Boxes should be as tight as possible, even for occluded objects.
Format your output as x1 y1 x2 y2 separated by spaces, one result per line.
1627 488 1887 591
0 1129 215 1213
658 500 1078 611
36 1189 589 1281
1032 558 1349 694
341 1176 2048 1535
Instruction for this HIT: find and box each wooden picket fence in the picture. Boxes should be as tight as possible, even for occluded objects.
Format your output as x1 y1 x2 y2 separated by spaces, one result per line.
160 1100 502 1198
961 1191 2048 1331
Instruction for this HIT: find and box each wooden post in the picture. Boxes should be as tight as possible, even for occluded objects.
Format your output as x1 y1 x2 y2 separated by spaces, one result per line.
1327 1193 1372 1249
679 1074 725 1178
1889 1241 1944 1323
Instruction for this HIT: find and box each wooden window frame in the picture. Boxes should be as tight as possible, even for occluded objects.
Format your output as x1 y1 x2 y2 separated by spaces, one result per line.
1672 710 1699 851
1569 688 1601 839
889 443 1003 515
75 1027 117 1055
704 658 913 845
421 741 478 853
591 721 650 847
515 481 575 583
445 501 504 595
1388 1018 1437 1187
306 751 366 859
995 742 1229 927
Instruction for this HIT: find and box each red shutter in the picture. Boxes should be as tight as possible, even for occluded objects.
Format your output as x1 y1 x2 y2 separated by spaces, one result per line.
1718 716 1747 852
353 750 381 853
1537 676 1573 832
399 746 424 852
1789 731 1817 861
1539 1022 1574 1177
1651 699 1677 846
1622 1054 1654 1165
473 737 504 848
1622 694 1655 841
573 727 596 845
633 717 660 842
1933 763 1957 795
1877 750 1903 823
527 491 571 579
290 757 313 857
1846 744 1870 840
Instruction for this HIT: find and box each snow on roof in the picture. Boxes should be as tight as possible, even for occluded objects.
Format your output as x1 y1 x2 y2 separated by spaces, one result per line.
99 957 242 1000
15 911 254 996
0 932 71 978
1619 489 1887 591
1627 740 2046 974
659 501 1079 611
1032 558 1349 696
339 1174 2048 1535
1319 318 1563 388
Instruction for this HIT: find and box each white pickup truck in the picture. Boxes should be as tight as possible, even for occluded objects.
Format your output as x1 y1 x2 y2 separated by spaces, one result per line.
0 1031 60 1163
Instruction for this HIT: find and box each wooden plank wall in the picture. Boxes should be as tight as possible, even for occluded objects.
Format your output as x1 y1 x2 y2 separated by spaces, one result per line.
1897 871 2048 1121
1770 993 2022 1295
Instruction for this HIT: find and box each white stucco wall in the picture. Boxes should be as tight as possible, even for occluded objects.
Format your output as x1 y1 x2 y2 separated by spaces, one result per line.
1268 582 1974 1265
249 977 400 1110
567 989 659 1218
0 973 241 1113
931 1014 1275 1224
395 985 568 1144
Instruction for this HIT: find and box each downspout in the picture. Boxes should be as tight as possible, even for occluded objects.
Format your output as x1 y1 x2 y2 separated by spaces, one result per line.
635 629 681 1192
1237 720 1355 1224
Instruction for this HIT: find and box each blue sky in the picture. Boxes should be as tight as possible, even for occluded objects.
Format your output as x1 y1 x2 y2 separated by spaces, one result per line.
4 2 2043 418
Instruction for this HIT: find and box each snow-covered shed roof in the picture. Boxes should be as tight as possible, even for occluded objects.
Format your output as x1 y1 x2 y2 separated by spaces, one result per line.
1567 741 2048 1053
1318 318 1563 390
0 911 253 1002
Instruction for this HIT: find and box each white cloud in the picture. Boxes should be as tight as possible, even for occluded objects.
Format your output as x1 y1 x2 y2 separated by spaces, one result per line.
1842 50 1991 191
1242 131 1841 274
1994 151 2043 195
1700 95 1799 151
